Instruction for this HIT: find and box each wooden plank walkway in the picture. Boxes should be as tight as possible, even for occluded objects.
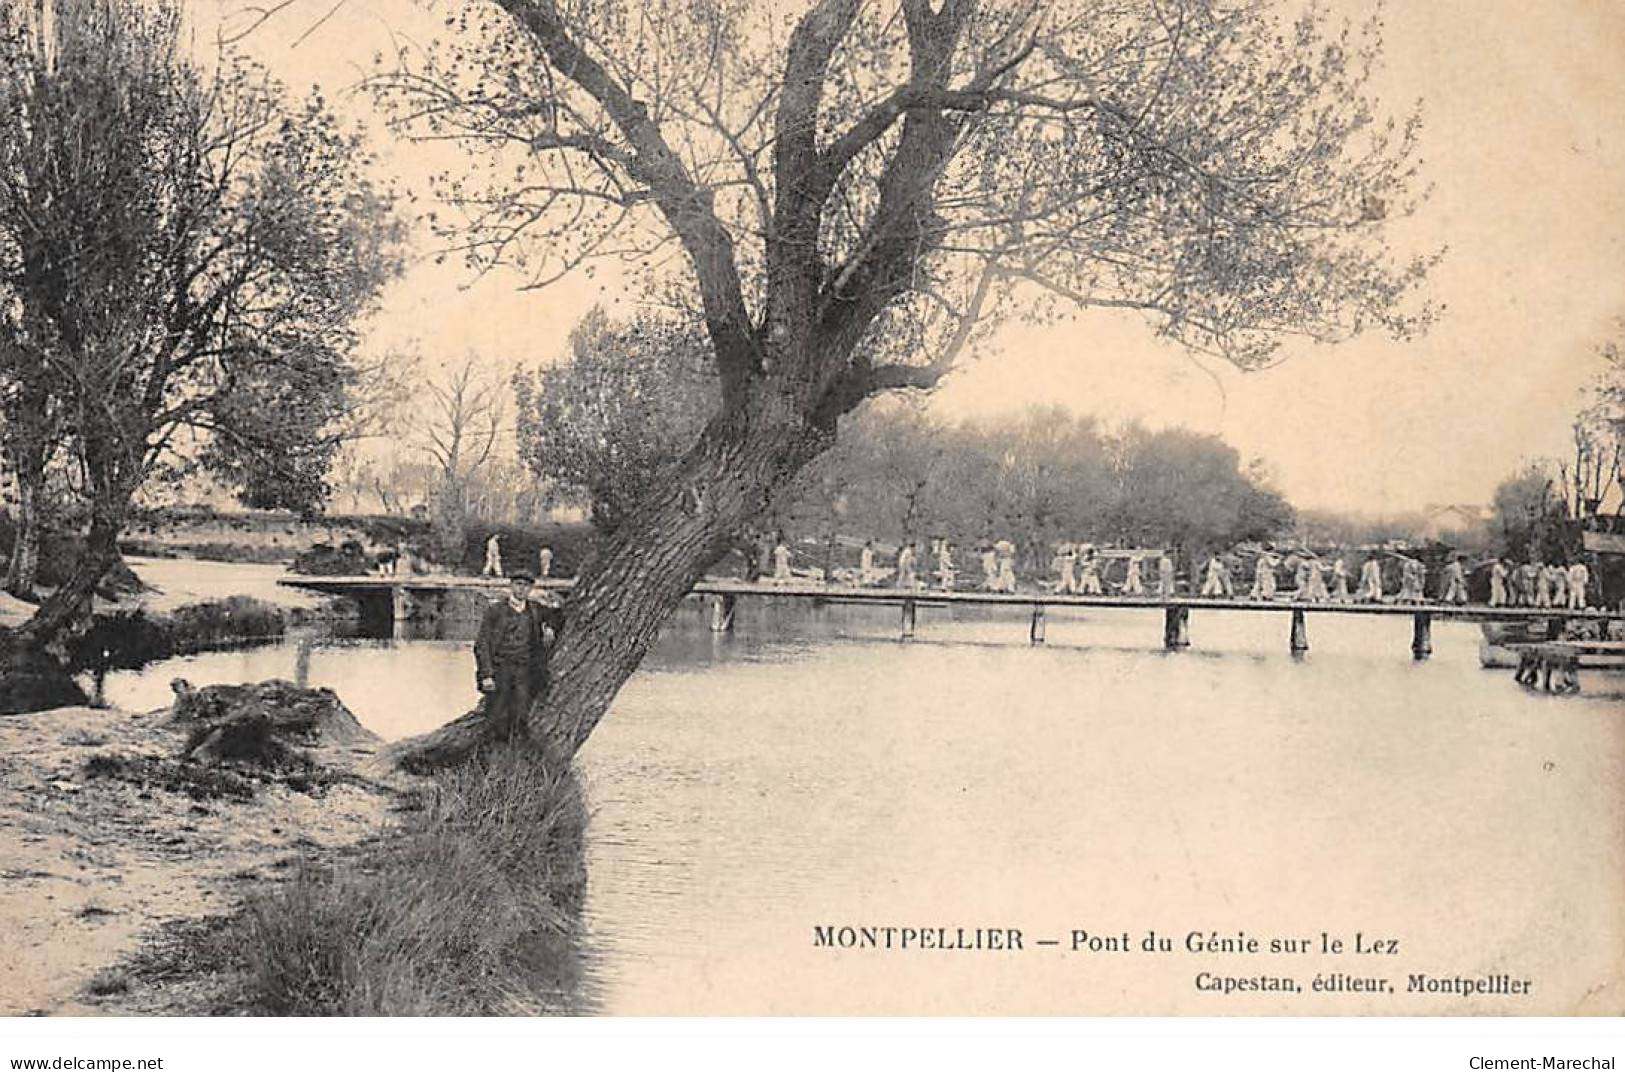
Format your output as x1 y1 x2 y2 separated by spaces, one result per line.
279 573 1625 624
277 572 1625 674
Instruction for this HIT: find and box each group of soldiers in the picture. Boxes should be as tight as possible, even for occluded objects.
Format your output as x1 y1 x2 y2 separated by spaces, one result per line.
1202 550 1593 609
1196 551 1442 605
1486 558 1591 609
851 537 1008 591
772 536 1022 592
764 533 1601 610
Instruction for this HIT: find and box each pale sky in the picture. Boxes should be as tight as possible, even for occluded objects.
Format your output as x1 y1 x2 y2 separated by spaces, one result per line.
211 0 1625 516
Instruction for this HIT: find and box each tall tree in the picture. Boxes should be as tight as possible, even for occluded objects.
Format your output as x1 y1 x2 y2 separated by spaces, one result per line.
374 0 1435 764
0 0 398 648
1491 464 1562 561
515 308 716 534
1105 424 1293 555
415 355 510 557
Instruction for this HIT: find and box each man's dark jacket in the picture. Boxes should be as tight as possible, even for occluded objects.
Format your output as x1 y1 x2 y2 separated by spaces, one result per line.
473 597 566 692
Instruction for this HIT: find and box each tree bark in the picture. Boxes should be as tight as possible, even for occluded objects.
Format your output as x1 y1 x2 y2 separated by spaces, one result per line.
13 493 127 652
390 388 830 769
4 477 42 599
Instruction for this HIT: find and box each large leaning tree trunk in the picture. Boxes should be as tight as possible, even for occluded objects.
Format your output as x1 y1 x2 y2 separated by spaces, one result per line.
540 391 830 753
378 0 1435 769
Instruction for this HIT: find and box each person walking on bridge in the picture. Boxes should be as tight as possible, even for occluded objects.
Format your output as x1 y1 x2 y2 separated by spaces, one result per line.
1055 544 1078 594
1515 561 1539 606
1079 549 1103 595
1331 557 1351 602
1156 553 1176 598
1123 554 1145 596
1566 558 1590 609
860 540 878 586
1439 555 1469 605
897 541 919 590
935 539 957 591
1395 555 1425 603
1549 561 1569 608
1200 555 1227 597
1355 556 1384 603
481 533 504 577
1489 559 1510 607
979 544 999 591
772 537 794 583
995 543 1018 593
1533 561 1554 608
475 572 564 741
1302 557 1330 602
1249 553 1277 601
1291 556 1311 600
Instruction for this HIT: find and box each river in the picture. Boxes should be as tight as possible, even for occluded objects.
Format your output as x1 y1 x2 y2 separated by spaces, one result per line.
92 594 1625 1015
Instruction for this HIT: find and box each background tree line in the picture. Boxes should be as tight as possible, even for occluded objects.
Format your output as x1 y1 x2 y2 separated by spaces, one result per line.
512 305 1294 571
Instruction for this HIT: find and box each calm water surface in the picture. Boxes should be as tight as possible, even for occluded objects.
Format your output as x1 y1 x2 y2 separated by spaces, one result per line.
97 598 1625 1014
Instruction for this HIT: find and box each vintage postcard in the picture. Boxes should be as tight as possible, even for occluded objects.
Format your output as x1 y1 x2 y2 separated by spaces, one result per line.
0 0 1621 1032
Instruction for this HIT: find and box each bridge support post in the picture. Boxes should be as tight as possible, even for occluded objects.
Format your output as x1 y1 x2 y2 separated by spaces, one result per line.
390 585 412 623
900 599 916 641
1163 606 1190 650
708 594 736 633
1289 607 1309 656
1030 604 1046 644
1411 612 1433 660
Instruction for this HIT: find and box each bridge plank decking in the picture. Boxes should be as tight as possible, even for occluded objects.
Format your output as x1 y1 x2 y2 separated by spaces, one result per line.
278 574 1625 676
278 573 1625 624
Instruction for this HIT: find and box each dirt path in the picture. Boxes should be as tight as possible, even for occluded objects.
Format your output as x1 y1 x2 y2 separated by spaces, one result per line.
0 702 401 1016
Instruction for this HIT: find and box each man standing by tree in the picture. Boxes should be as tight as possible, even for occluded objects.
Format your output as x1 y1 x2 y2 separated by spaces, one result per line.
475 572 564 741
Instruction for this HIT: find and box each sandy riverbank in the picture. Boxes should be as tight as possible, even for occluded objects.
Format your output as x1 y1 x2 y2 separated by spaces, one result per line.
0 699 404 1016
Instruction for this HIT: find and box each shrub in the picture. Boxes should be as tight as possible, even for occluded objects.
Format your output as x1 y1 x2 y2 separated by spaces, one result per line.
68 597 288 671
290 542 370 576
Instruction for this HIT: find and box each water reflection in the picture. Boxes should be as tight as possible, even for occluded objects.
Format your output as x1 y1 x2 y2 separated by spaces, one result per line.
93 597 1625 1015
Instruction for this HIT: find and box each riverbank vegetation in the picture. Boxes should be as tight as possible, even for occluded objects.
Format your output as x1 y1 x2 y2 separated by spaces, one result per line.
65 596 349 675
226 748 587 1015
101 745 588 1016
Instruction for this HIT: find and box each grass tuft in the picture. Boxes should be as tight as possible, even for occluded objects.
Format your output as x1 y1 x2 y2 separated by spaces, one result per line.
227 746 588 1016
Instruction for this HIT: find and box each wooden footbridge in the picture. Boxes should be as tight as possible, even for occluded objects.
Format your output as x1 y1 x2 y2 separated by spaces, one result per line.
278 573 1625 661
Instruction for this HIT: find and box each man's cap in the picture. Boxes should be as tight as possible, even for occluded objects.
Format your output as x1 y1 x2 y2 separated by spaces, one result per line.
509 570 535 583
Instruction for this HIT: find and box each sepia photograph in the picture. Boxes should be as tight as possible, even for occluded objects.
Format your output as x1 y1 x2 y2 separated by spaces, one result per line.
0 0 1622 1046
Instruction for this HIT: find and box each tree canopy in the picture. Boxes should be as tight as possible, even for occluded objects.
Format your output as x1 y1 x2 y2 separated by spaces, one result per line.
376 0 1435 425
0 0 400 641
515 307 716 532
